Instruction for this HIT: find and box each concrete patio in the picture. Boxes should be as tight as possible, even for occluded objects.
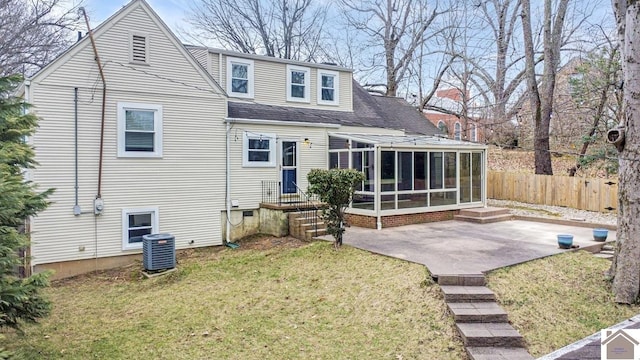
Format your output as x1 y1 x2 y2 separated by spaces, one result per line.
333 219 615 276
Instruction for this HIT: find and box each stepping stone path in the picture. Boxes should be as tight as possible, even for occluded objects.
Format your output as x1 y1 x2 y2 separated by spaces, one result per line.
593 244 615 260
438 274 534 360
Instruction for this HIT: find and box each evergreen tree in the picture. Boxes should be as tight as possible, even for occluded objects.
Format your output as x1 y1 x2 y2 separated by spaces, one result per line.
0 74 53 331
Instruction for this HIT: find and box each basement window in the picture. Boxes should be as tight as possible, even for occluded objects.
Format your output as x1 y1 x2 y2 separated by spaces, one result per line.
122 207 158 250
130 33 148 64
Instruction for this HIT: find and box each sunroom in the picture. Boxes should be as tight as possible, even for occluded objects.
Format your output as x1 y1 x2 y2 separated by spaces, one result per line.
328 133 487 229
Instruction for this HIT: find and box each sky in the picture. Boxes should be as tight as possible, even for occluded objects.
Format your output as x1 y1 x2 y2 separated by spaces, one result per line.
83 0 190 34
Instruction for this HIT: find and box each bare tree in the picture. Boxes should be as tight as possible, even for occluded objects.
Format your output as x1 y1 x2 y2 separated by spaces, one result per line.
608 0 640 304
0 0 81 76
186 0 328 61
521 0 570 175
341 0 449 97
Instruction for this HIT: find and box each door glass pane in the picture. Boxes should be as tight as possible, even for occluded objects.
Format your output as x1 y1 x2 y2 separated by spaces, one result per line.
283 142 296 167
429 152 443 189
472 153 482 202
460 153 471 203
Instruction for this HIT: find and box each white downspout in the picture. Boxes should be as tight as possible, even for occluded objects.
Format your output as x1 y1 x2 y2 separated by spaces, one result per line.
225 121 231 243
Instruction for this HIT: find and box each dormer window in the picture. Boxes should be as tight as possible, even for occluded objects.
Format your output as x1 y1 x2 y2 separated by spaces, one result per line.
227 57 254 98
287 65 310 103
317 70 339 105
130 33 148 64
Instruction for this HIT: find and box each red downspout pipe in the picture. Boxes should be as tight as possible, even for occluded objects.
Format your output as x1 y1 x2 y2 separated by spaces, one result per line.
80 8 107 199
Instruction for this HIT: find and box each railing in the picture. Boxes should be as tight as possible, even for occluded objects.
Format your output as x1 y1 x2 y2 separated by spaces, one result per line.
260 181 322 238
261 180 282 205
292 182 321 238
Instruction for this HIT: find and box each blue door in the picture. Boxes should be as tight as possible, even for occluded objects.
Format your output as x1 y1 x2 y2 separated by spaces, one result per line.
282 141 297 194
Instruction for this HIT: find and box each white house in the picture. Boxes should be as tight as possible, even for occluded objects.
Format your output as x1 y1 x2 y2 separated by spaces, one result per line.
23 0 487 278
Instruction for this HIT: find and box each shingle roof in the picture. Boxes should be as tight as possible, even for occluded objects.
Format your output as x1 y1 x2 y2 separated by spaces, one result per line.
227 80 439 135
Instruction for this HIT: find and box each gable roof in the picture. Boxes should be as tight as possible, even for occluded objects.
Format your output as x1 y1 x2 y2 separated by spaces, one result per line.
602 330 640 346
228 80 439 135
27 0 225 95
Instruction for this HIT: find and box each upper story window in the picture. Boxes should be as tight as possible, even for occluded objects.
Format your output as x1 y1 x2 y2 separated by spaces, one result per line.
117 102 163 158
437 120 447 135
471 123 478 142
317 70 339 105
454 122 462 141
243 131 276 167
130 33 148 64
287 65 310 103
227 57 254 98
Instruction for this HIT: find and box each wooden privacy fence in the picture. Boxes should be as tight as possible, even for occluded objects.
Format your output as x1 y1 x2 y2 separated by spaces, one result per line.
487 171 618 213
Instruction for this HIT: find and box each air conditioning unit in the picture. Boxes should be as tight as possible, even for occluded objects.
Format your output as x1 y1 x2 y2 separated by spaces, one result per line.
142 233 176 271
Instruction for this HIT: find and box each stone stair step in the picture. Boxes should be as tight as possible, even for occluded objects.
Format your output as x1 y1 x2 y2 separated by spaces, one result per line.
602 244 615 251
599 250 614 255
456 322 525 347
459 207 511 218
466 346 533 360
448 302 508 323
440 286 496 302
594 253 614 260
454 214 513 224
305 228 327 239
437 274 486 286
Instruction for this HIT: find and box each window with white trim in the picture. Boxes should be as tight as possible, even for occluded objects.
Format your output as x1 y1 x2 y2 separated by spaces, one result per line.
287 65 310 102
227 57 254 98
130 33 148 64
437 120 447 134
317 70 339 105
243 131 276 167
454 122 462 141
117 102 163 158
122 207 158 250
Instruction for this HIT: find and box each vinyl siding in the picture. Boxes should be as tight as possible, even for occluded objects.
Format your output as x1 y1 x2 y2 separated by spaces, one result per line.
228 124 328 209
215 53 353 111
28 3 226 266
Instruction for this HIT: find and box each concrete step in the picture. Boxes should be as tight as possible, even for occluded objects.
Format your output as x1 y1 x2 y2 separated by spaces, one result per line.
466 346 533 360
600 250 614 255
448 302 508 323
305 228 327 239
440 286 496 302
594 253 614 260
456 322 525 348
454 214 513 224
437 274 486 286
459 207 511 218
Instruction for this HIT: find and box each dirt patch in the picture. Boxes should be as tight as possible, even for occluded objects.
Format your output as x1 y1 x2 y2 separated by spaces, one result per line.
232 233 307 251
51 234 307 287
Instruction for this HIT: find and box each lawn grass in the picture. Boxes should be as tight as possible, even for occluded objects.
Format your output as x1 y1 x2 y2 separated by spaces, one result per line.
3 240 466 360
487 251 640 357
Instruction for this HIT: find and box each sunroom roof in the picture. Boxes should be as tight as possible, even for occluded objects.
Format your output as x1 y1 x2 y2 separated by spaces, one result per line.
329 133 487 149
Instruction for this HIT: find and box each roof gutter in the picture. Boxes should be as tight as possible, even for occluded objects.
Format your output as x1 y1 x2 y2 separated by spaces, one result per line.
225 117 341 129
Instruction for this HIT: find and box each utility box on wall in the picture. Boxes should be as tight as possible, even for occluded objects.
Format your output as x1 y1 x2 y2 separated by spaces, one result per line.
142 233 176 271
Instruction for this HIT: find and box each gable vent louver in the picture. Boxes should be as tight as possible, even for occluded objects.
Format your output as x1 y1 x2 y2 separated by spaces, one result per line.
132 35 147 63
